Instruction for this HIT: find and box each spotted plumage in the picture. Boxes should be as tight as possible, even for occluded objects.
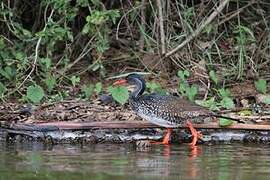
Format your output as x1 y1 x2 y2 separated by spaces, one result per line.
125 73 213 127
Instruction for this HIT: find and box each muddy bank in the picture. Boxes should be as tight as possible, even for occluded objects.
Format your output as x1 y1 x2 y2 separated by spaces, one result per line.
0 100 137 123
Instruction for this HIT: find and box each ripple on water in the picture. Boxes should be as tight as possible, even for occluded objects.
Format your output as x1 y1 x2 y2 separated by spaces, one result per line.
0 142 270 179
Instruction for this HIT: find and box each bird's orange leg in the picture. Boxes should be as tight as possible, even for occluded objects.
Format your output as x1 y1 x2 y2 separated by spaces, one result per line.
151 128 172 145
186 121 202 147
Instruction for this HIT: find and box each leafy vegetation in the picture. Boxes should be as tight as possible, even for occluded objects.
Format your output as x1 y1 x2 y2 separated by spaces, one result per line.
218 88 235 109
195 97 219 111
26 85 45 104
146 81 166 95
108 86 129 105
0 0 269 107
178 70 198 101
219 118 234 127
82 84 94 99
81 82 103 99
255 79 268 94
0 0 120 103
262 96 270 105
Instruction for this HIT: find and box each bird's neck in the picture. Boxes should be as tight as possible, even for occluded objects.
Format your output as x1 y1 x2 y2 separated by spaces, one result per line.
130 79 145 99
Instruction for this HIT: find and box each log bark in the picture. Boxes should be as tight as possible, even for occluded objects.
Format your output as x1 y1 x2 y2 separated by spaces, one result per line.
7 121 270 131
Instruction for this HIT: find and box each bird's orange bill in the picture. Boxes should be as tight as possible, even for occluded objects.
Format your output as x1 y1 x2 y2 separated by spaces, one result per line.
113 79 127 86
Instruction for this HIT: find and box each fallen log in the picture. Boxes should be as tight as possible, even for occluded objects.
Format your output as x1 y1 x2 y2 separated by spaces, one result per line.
1 121 270 145
24 121 270 131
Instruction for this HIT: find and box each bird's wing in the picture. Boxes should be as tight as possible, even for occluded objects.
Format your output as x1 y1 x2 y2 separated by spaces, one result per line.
138 94 213 120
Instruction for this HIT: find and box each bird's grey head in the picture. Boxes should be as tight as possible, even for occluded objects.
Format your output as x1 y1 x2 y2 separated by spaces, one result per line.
127 73 146 85
126 73 146 97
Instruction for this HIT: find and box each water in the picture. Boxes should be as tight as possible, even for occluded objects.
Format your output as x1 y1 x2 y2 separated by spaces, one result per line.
0 142 270 180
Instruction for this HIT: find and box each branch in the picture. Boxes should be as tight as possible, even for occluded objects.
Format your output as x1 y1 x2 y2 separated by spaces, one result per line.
139 0 146 50
165 0 230 58
157 0 166 55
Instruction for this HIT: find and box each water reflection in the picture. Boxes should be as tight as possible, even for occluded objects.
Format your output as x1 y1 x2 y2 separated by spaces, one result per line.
0 142 270 180
189 145 202 159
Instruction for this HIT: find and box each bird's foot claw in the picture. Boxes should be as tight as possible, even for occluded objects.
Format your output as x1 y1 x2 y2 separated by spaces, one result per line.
189 131 203 147
150 128 171 145
150 140 169 145
197 131 203 139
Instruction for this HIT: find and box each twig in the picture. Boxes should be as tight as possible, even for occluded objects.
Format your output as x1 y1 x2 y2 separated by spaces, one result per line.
0 35 14 46
218 1 253 26
227 114 270 120
156 0 166 55
13 9 55 92
1 2 21 40
165 0 230 58
60 35 95 75
106 72 151 80
16 37 42 90
116 5 142 40
139 0 146 50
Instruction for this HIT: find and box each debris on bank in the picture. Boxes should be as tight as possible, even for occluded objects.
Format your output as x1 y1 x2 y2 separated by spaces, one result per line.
0 101 270 145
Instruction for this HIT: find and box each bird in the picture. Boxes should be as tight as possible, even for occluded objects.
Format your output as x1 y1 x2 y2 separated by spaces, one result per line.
113 73 238 146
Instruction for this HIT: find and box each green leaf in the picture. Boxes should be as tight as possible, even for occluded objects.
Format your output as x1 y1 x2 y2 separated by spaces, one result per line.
108 86 129 105
70 75 80 87
179 82 188 96
0 82 6 94
146 81 166 94
209 70 218 85
40 58 52 69
90 0 99 6
218 88 232 98
204 24 213 34
219 118 233 127
195 97 219 111
0 38 5 49
237 109 252 116
255 79 267 94
86 11 107 25
96 32 109 53
107 10 120 24
262 96 270 105
15 52 24 61
78 0 89 7
186 85 198 101
0 66 16 80
22 29 32 38
82 23 91 34
82 84 94 98
146 82 159 92
177 70 189 81
94 82 102 94
45 76 56 93
27 85 44 103
220 97 235 109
